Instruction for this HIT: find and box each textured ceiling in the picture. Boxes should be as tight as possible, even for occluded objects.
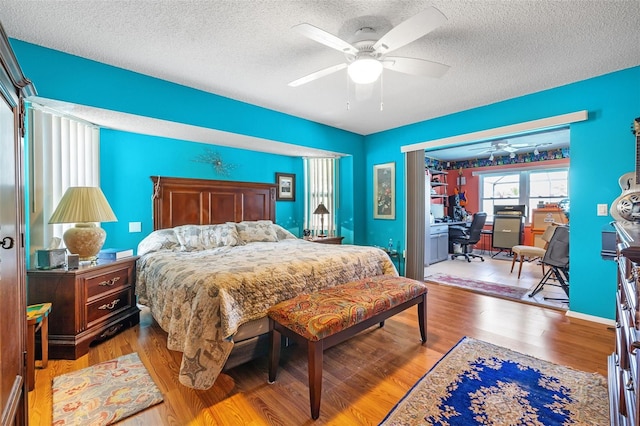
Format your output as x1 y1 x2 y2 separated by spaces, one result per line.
1 0 639 141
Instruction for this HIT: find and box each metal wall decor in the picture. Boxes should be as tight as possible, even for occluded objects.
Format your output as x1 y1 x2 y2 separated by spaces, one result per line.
193 148 236 176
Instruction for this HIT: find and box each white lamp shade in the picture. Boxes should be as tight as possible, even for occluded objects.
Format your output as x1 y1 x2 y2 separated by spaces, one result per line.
49 186 117 260
49 186 117 224
348 58 383 85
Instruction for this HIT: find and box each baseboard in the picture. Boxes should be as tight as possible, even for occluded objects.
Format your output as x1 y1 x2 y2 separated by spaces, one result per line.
565 309 615 326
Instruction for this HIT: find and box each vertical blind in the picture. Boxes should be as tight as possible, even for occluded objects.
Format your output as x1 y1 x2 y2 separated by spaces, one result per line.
304 157 337 236
29 107 100 257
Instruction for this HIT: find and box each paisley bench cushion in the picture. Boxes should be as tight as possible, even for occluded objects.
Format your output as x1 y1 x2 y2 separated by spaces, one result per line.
267 275 428 341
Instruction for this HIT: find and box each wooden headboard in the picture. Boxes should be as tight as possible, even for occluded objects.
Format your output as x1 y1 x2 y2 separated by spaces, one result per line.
151 176 277 230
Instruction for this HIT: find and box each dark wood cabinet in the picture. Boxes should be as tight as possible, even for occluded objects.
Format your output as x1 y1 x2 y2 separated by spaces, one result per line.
27 257 140 360
610 221 640 426
0 21 35 426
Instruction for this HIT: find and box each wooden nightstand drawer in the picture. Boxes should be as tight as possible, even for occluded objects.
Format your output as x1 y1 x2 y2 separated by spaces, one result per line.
28 257 140 359
85 266 131 300
86 288 133 328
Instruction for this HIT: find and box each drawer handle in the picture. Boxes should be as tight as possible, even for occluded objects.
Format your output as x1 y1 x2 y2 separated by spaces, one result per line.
98 299 120 310
626 377 634 391
98 277 120 287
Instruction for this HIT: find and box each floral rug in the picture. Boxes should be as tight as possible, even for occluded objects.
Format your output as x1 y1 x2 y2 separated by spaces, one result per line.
379 337 608 425
52 352 163 425
425 272 529 301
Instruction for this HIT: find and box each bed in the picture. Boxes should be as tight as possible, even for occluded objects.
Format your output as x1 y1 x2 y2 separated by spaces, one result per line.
137 176 397 389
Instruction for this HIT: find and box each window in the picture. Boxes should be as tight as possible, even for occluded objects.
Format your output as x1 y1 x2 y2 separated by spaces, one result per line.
479 168 568 222
303 158 337 236
28 106 100 262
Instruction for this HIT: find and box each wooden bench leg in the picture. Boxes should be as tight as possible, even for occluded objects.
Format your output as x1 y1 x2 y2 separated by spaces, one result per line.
308 340 323 420
418 293 427 343
41 315 49 368
268 319 281 383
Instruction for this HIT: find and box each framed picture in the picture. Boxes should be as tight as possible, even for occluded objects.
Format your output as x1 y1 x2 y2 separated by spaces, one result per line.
276 172 295 201
373 162 395 219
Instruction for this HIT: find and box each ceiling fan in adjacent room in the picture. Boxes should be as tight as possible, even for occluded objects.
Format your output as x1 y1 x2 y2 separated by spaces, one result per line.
471 139 552 159
288 7 451 87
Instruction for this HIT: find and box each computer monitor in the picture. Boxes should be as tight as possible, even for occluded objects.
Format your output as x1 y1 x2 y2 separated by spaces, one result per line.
431 203 445 220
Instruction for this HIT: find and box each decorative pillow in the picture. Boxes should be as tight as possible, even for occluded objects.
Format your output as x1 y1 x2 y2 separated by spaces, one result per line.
232 220 279 243
271 223 298 240
201 223 244 247
137 228 181 256
174 225 206 251
175 224 243 251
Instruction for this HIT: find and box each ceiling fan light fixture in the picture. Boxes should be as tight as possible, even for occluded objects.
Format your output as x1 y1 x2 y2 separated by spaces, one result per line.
347 57 383 84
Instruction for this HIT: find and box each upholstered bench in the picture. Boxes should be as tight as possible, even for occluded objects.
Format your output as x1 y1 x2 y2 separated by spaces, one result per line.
267 275 428 420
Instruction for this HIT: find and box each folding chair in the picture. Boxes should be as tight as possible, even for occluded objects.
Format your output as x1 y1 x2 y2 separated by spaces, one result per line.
528 225 569 302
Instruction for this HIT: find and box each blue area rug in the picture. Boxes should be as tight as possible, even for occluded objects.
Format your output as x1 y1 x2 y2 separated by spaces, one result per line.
380 337 607 425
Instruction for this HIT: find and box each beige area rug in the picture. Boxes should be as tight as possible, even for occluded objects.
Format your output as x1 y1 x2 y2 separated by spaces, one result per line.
380 337 608 425
426 272 529 301
52 352 163 425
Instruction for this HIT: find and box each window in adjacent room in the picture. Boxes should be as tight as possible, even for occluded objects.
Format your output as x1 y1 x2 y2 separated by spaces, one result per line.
479 168 568 222
304 157 337 236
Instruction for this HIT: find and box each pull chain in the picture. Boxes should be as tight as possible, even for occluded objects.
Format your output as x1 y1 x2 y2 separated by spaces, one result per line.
346 72 351 111
380 71 384 111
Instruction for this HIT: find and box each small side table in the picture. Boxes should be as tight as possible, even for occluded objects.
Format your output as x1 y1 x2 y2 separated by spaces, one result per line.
480 230 493 255
384 249 405 276
26 302 52 391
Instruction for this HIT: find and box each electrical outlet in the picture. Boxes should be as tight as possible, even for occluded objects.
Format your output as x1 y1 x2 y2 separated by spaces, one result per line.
597 204 608 216
129 222 142 233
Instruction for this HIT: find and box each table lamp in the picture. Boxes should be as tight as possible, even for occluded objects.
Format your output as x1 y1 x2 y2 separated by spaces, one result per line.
313 202 330 237
48 186 117 261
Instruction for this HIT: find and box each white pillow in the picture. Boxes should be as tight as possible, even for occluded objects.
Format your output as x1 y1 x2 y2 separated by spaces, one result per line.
137 228 181 256
271 223 298 240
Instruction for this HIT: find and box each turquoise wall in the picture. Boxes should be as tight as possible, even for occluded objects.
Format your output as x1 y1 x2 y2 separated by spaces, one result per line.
99 130 302 250
11 40 366 248
365 66 640 320
13 37 640 320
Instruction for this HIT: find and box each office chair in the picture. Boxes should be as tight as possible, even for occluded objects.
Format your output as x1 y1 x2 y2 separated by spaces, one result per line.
449 212 487 262
528 225 569 302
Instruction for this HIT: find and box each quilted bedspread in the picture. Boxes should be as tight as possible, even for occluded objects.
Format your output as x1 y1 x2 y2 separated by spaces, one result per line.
136 239 397 389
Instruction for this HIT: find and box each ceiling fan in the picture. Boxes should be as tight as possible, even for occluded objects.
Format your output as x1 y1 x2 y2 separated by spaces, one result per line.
471 139 553 159
288 7 451 87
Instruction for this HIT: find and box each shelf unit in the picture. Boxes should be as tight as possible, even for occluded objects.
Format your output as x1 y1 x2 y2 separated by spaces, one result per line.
428 169 448 211
427 169 449 265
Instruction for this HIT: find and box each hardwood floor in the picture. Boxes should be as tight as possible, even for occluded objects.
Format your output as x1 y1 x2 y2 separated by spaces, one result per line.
29 283 614 425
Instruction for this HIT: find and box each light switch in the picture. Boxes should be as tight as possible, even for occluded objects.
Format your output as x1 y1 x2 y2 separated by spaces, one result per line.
597 204 608 216
129 222 142 233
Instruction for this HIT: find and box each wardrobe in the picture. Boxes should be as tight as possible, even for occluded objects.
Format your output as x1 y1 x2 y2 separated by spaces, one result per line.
0 22 36 425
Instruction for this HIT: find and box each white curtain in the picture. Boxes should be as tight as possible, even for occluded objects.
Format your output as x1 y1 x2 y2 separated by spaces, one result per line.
28 107 100 261
303 158 337 236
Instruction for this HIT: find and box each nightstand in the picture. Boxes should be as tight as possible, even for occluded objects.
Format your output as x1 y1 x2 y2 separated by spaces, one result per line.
27 257 140 360
309 236 344 245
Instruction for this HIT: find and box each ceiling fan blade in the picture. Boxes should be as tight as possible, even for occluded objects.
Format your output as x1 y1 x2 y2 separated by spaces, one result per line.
373 7 447 54
293 23 358 55
383 56 450 78
288 63 347 87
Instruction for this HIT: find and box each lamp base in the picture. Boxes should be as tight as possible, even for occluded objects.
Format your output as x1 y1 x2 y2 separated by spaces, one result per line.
63 223 106 261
